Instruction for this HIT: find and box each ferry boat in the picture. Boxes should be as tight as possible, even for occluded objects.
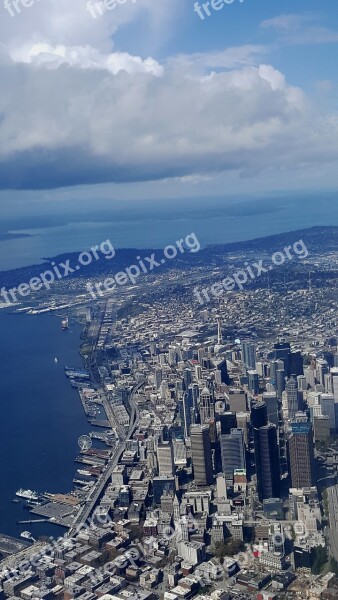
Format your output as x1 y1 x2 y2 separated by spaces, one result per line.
20 531 35 542
16 489 39 501
61 317 69 330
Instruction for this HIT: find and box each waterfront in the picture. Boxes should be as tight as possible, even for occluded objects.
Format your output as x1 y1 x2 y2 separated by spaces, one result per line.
0 311 90 540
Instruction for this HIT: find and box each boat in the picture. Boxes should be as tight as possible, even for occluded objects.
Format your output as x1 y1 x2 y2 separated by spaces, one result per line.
16 489 39 501
54 357 58 364
20 531 36 542
61 317 69 330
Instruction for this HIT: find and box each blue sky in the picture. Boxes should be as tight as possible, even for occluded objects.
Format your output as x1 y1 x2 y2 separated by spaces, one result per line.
1 0 338 211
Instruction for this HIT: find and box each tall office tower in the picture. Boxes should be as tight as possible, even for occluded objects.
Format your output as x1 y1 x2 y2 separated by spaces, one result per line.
215 358 230 384
308 390 320 406
316 360 329 387
269 360 278 386
330 369 338 402
263 391 279 427
251 401 280 500
286 375 299 421
183 368 192 390
220 411 237 434
289 422 315 488
236 412 249 446
197 348 205 363
168 348 177 366
195 364 203 381
190 425 213 486
228 389 247 413
157 441 174 476
248 370 259 395
199 387 215 424
304 366 316 389
154 368 162 390
290 351 304 377
241 342 256 370
274 339 291 375
173 439 187 467
253 423 280 501
220 428 246 479
320 393 336 433
214 370 222 386
159 381 169 400
297 375 307 391
256 362 269 378
178 392 193 438
159 353 167 366
276 369 286 399
313 415 330 441
251 401 268 429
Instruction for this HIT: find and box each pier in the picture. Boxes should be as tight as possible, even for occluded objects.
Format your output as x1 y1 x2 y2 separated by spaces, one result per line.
17 518 50 524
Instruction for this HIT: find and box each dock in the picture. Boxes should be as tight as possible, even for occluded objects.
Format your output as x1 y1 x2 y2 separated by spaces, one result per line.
17 519 50 524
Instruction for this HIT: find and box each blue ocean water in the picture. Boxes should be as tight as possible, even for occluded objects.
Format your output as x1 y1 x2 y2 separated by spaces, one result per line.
0 311 89 539
1 193 338 271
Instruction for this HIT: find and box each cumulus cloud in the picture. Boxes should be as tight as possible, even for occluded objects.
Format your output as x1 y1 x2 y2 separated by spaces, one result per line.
1 2 338 190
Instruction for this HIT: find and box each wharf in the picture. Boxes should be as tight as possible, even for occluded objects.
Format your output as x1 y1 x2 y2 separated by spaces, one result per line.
30 502 77 528
88 419 110 428
75 456 106 467
0 534 29 557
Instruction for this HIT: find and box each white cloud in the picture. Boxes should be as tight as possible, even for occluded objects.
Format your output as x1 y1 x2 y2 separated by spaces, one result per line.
261 13 338 44
1 3 338 190
10 43 163 76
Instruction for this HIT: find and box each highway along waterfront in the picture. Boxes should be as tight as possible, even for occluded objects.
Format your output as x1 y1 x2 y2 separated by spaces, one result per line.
0 310 91 540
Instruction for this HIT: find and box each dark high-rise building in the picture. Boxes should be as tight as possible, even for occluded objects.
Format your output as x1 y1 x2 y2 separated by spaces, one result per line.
274 340 291 373
183 368 192 390
286 375 299 421
274 339 303 377
190 424 213 486
290 351 304 377
220 411 237 434
263 392 279 427
242 342 256 370
269 361 278 386
251 402 268 429
220 428 246 478
288 422 315 488
248 370 259 395
276 369 286 399
215 358 230 384
251 402 279 501
253 423 280 501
